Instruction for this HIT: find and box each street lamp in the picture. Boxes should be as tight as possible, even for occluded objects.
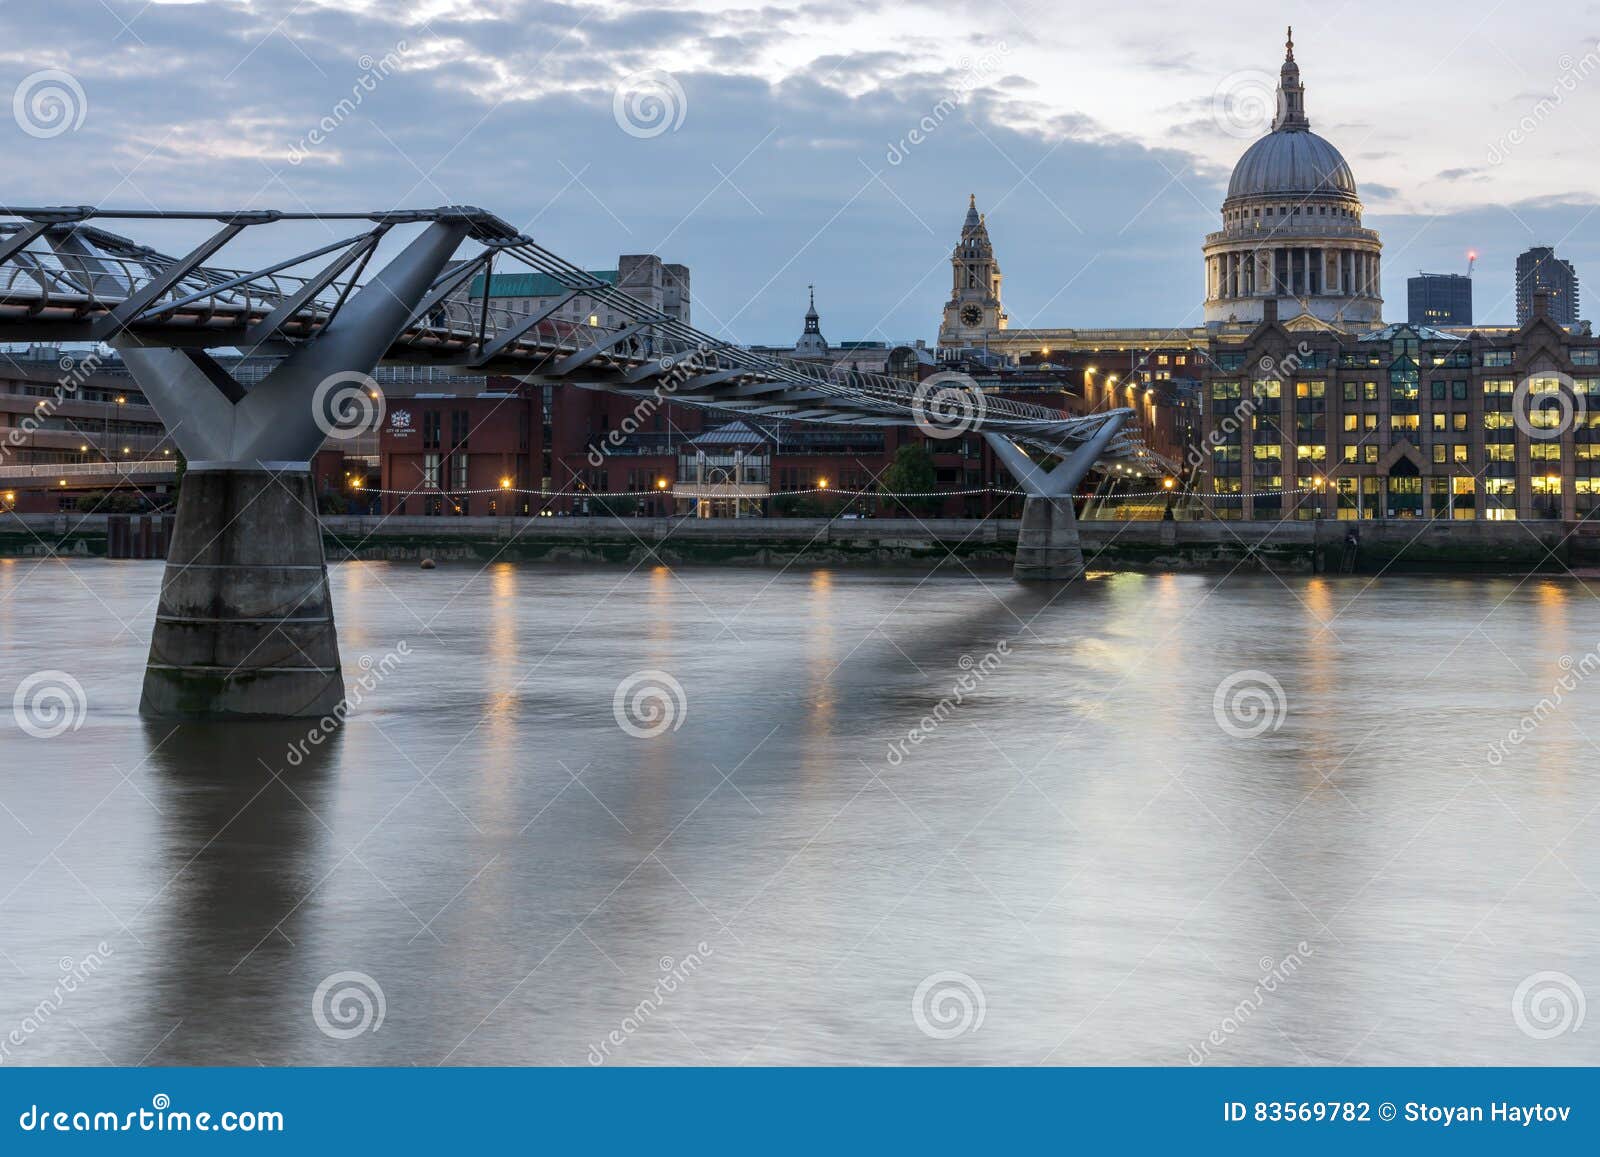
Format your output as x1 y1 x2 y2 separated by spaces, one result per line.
499 477 512 490
101 396 127 465
817 477 829 489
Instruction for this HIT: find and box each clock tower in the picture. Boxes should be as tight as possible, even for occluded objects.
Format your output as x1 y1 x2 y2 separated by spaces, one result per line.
939 193 1006 345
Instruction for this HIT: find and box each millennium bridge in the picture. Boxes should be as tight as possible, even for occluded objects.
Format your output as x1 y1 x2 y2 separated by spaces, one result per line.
0 205 1160 719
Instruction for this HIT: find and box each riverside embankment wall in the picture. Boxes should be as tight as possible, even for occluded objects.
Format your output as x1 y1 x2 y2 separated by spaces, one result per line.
5 513 1597 574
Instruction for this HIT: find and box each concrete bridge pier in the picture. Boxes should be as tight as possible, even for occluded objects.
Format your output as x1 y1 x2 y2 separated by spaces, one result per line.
1015 496 1085 582
985 412 1128 583
142 467 342 719
117 219 470 719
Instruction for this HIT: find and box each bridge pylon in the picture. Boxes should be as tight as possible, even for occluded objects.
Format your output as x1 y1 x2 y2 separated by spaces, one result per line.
985 411 1129 582
118 220 470 719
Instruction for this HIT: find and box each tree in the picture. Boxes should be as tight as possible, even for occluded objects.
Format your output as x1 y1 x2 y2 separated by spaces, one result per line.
770 492 832 518
590 493 640 517
879 443 937 516
75 490 144 513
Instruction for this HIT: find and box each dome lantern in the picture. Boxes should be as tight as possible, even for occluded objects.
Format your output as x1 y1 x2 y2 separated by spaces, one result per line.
1273 25 1309 132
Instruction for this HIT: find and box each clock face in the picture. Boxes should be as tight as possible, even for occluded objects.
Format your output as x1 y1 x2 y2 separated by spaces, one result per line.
960 304 984 327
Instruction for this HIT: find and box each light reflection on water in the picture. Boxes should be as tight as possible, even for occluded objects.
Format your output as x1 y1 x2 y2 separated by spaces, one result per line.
1 558 1598 1066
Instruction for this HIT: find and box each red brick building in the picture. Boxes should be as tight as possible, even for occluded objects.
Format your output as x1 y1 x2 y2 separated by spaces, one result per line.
378 388 536 516
372 360 1188 519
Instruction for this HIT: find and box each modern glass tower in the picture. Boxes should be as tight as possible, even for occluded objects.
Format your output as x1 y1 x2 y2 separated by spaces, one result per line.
1516 247 1579 325
1407 274 1473 326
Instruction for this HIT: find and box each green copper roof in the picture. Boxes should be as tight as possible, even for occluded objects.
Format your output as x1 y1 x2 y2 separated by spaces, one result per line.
469 270 617 298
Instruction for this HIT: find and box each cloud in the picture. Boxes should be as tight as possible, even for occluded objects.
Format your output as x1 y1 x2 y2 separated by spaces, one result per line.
3 0 1596 337
1373 193 1600 323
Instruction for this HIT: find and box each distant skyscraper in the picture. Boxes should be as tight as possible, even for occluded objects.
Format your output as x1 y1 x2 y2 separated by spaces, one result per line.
1516 246 1579 325
1407 273 1472 327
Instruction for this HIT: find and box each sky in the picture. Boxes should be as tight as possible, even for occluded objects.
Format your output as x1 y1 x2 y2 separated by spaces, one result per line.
5 0 1600 343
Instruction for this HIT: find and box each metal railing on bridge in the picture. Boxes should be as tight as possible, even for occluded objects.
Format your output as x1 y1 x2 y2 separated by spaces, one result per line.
0 205 1169 473
0 458 177 481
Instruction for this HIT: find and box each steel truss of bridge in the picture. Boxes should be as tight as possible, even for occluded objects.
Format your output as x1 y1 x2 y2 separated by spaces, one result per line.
0 204 1161 720
0 204 1159 464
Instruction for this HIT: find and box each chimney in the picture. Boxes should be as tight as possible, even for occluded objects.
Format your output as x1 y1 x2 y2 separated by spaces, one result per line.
1262 298 1279 324
1533 290 1550 318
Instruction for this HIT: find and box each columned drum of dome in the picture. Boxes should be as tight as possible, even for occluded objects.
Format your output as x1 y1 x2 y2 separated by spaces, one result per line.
1202 29 1382 328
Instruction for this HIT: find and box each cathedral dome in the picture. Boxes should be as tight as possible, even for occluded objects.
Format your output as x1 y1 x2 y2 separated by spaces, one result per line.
1226 130 1356 201
1202 29 1383 329
1222 27 1358 206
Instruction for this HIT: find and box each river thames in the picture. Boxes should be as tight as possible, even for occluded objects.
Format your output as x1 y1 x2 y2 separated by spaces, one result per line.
1 558 1597 1066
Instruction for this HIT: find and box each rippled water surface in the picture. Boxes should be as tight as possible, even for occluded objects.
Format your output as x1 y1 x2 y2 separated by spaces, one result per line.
2 557 1598 1065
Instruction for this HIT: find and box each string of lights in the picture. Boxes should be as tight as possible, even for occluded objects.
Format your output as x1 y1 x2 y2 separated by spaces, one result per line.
356 484 1027 499
350 485 1320 501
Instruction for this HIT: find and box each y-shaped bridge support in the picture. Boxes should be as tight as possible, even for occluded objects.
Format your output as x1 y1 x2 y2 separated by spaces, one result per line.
985 412 1129 582
117 221 469 718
